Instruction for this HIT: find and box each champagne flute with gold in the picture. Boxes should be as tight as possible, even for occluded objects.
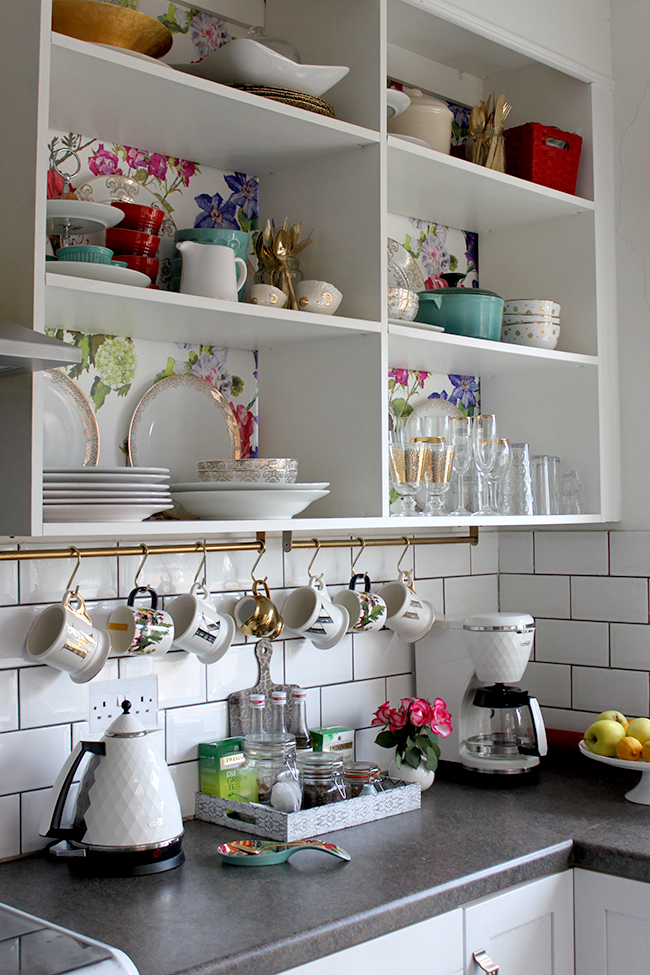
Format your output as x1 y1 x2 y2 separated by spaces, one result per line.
389 440 428 516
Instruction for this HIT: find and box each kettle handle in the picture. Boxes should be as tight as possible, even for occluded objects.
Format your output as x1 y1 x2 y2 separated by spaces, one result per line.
39 739 106 839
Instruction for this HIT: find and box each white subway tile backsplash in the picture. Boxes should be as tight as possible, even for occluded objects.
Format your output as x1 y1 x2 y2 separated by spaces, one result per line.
321 678 386 730
165 702 228 764
169 760 199 818
0 670 17 732
0 604 42 669
354 727 393 771
534 531 608 576
19 662 118 730
305 686 321 729
0 547 18 607
534 618 609 666
522 662 571 708
284 544 353 589
386 673 415 702
499 532 533 574
19 549 118 604
207 641 283 702
353 630 412 681
444 575 498 617
0 725 70 795
20 786 79 855
610 532 650 577
207 535 284 593
572 665 649 718
610 623 650 670
541 707 598 733
572 576 648 623
118 549 204 599
285 636 352 688
470 530 498 576
415 540 470 579
120 650 206 708
0 795 20 860
500 573 570 619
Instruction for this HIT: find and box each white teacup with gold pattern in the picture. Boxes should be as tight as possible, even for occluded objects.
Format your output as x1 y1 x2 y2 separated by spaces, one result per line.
25 591 110 683
296 280 342 315
248 284 288 308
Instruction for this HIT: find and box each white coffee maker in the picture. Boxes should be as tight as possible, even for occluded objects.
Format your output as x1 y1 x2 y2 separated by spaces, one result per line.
416 612 547 777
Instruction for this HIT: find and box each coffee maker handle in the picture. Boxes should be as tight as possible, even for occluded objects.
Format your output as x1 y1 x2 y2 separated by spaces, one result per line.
39 739 106 839
529 696 548 757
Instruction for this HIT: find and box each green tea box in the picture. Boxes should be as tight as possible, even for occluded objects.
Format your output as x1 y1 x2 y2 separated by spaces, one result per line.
199 737 257 801
310 726 355 757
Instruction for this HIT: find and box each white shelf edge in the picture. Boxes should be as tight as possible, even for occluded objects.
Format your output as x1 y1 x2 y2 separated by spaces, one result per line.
388 322 598 366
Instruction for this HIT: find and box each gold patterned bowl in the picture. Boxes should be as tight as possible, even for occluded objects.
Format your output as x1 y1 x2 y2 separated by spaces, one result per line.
197 458 299 484
52 0 173 59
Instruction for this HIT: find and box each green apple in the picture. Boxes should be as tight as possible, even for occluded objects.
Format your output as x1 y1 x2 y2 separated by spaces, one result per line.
583 719 627 756
595 710 628 727
625 717 650 745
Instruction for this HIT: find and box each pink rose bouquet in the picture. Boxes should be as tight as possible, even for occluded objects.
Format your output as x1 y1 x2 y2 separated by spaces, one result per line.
372 696 452 772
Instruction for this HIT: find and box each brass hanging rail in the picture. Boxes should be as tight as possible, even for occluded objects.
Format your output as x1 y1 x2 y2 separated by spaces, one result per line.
0 527 478 564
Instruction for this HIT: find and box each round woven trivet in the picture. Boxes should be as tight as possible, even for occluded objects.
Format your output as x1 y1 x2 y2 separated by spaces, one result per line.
234 85 336 118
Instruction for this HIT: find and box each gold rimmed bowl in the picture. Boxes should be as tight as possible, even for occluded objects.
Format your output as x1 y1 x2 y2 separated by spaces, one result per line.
52 0 173 59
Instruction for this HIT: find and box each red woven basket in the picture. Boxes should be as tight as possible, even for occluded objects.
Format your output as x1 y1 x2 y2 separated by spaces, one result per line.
504 122 583 195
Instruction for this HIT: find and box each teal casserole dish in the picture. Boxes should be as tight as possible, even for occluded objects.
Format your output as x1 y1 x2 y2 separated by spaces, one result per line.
415 287 504 341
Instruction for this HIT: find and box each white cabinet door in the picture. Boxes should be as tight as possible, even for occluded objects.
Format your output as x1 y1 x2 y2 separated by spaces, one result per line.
279 908 463 974
464 872 574 975
574 869 650 975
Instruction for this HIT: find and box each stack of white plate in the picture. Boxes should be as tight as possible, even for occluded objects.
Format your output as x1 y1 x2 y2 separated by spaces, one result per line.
170 481 330 520
43 467 173 523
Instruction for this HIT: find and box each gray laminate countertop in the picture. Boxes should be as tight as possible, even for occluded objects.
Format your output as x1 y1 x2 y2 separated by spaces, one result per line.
2 757 650 975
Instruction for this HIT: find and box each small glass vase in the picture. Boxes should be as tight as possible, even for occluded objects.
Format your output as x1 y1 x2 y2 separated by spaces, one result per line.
388 756 435 791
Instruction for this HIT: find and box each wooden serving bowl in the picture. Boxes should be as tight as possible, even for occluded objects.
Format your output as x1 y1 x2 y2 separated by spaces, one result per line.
52 0 173 59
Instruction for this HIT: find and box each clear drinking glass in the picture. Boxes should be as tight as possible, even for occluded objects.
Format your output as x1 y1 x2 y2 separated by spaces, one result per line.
389 440 428 516
448 416 473 516
562 470 584 514
417 439 454 515
472 414 498 516
484 438 512 514
501 443 535 516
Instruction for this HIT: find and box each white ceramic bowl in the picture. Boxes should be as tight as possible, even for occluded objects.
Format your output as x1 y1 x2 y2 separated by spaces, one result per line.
504 298 561 318
197 458 298 483
171 487 329 520
387 88 411 119
388 287 419 321
503 313 560 326
171 39 349 98
501 322 561 350
296 280 342 315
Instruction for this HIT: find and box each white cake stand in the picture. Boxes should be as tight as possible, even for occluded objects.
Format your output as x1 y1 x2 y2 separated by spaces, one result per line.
579 739 650 804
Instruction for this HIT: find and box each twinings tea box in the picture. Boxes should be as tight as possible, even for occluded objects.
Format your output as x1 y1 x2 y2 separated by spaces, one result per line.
310 726 355 757
199 737 257 801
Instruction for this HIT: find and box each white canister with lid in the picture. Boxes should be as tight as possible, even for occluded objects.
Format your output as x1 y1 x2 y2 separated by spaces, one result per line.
387 88 454 153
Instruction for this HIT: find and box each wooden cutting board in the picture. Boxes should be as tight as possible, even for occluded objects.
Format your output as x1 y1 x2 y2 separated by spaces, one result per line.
228 639 298 736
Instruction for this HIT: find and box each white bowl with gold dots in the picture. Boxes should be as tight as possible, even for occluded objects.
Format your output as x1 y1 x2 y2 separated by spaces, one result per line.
501 321 561 350
295 280 342 315
504 298 561 318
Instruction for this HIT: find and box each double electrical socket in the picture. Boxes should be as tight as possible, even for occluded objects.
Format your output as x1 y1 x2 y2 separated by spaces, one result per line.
88 677 159 735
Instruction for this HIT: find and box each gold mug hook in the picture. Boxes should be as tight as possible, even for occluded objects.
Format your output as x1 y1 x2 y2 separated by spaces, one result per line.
134 544 150 589
396 536 411 575
250 538 267 583
351 537 366 573
65 546 82 596
307 538 323 581
193 539 209 592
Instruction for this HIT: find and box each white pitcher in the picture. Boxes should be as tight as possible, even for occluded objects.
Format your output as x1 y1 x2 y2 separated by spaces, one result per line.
177 240 247 301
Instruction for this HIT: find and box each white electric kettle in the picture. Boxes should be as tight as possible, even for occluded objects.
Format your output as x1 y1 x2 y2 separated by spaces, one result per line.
40 700 184 876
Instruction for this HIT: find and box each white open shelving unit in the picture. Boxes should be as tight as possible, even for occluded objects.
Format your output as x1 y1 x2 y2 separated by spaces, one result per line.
0 0 618 541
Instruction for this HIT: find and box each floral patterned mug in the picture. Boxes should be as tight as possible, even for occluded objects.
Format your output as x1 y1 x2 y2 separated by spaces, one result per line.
333 574 387 633
108 586 174 657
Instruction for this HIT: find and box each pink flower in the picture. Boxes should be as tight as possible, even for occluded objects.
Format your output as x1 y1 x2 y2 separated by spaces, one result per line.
372 702 392 727
415 371 428 388
389 368 409 387
89 144 120 176
47 168 64 199
176 159 196 187
148 153 168 179
430 698 453 737
388 707 407 731
409 697 433 727
231 404 257 459
125 146 149 170
190 12 231 59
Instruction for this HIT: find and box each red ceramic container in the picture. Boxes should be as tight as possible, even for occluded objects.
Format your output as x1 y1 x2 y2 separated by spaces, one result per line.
113 254 159 282
110 201 165 234
106 227 161 258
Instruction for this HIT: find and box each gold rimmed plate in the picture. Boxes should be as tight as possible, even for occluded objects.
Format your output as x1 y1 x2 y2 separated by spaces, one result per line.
43 369 99 468
128 375 240 483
